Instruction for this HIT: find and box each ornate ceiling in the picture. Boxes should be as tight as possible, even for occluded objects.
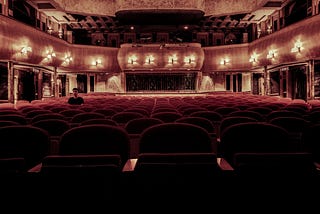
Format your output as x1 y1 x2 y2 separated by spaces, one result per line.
25 0 288 35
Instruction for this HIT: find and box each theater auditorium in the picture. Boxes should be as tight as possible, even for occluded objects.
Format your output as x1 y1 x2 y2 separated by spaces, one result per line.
0 0 320 212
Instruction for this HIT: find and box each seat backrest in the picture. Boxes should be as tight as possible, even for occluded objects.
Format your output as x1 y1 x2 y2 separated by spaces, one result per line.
219 122 290 166
302 123 320 163
30 113 66 123
213 106 240 117
31 119 71 136
269 116 310 133
175 116 215 134
59 124 130 166
81 118 118 126
233 152 317 177
0 157 26 174
0 125 50 170
111 112 145 124
266 110 303 121
0 121 20 127
39 154 123 207
189 111 223 124
125 117 163 134
25 109 53 119
227 110 265 121
0 114 28 125
246 107 273 115
219 116 258 137
93 108 117 117
125 108 150 116
59 109 85 118
40 154 121 175
135 152 219 177
151 112 183 123
139 122 212 153
70 112 105 123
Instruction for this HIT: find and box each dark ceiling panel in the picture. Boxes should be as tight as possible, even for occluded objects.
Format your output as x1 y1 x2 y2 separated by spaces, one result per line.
263 1 282 7
37 3 56 9
115 9 204 25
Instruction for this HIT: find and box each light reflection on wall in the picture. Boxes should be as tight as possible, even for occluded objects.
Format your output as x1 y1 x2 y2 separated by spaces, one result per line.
199 75 214 92
106 74 123 92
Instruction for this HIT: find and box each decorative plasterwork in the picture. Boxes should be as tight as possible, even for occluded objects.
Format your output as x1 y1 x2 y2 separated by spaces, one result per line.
52 0 267 16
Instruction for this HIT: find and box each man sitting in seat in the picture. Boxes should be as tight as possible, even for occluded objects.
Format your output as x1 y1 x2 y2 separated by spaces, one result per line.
68 88 84 105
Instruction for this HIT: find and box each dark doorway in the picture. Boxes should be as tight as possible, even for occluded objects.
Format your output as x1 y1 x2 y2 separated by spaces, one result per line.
77 74 87 93
19 70 36 102
237 73 242 92
252 73 264 95
290 65 307 101
0 62 8 101
269 70 280 95
90 76 94 92
232 74 237 92
314 61 320 98
226 74 231 91
58 75 66 97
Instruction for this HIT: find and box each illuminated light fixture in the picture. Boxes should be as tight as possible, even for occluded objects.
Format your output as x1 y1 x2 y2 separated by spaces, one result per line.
184 55 195 64
267 25 272 34
267 50 276 59
92 58 102 66
249 53 258 63
128 55 138 64
45 50 56 61
220 58 230 65
21 46 32 55
291 40 303 53
47 26 53 34
257 28 262 38
168 54 178 64
63 55 73 65
145 55 155 64
58 29 63 39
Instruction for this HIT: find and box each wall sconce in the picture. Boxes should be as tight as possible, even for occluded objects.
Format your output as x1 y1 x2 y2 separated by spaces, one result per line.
184 55 195 64
63 55 73 65
257 28 262 38
45 50 56 61
220 58 230 65
145 55 155 64
267 50 276 59
291 40 303 53
21 46 32 55
47 26 53 34
249 53 258 63
92 58 102 66
267 25 272 34
128 55 138 64
168 54 178 64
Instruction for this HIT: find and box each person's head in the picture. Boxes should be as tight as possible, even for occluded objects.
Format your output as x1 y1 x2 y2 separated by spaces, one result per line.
72 88 79 97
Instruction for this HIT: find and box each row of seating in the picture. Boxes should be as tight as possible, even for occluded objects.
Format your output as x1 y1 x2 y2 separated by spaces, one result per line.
1 94 320 211
0 121 318 175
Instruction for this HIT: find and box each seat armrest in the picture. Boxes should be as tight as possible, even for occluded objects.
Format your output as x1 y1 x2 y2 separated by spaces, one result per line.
314 162 320 170
217 158 234 171
122 158 138 172
28 163 42 173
